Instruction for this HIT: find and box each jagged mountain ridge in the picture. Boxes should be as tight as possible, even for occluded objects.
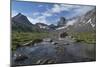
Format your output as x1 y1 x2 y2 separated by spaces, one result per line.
12 13 37 32
56 7 96 32
67 7 96 32
12 7 96 33
12 13 54 32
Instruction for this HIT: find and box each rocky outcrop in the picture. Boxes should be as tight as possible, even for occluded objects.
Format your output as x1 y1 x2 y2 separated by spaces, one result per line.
57 17 67 27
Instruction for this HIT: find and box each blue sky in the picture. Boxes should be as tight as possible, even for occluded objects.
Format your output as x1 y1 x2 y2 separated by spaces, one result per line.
12 0 95 25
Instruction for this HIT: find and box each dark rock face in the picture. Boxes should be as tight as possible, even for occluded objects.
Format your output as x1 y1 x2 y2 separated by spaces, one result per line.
12 13 36 32
49 24 57 30
12 13 52 32
14 54 28 62
60 32 68 38
12 13 31 25
57 17 67 27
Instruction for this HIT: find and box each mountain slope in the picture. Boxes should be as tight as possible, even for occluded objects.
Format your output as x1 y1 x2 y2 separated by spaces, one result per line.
12 13 37 32
67 7 96 32
12 13 56 32
12 13 52 32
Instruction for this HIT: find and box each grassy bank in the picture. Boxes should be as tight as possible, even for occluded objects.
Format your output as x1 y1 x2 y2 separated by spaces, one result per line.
68 32 96 44
12 32 49 51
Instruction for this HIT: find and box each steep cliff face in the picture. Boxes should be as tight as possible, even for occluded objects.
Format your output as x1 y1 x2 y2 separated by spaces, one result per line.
67 8 96 32
12 13 53 32
12 13 36 32
57 17 67 27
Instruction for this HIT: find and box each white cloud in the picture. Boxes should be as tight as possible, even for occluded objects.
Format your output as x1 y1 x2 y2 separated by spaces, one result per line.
51 4 61 13
50 4 74 14
38 5 43 7
28 4 94 25
33 12 40 17
60 4 81 9
27 17 36 24
12 11 18 17
49 4 94 16
36 16 47 23
36 4 60 18
27 15 50 24
41 4 74 17
67 19 77 26
74 6 94 15
42 12 52 17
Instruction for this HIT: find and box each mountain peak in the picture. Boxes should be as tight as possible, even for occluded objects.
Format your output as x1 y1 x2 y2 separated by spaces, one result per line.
15 13 26 18
12 13 34 26
57 17 67 27
12 13 29 22
17 13 22 16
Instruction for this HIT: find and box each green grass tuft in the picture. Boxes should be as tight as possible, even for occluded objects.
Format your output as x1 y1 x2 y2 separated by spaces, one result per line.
12 32 49 51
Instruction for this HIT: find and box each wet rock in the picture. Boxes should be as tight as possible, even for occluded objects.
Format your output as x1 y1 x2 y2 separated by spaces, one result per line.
32 39 43 44
60 32 68 38
51 42 58 45
47 59 56 64
12 39 95 66
34 43 38 46
75 39 84 43
16 44 21 48
43 38 52 42
36 59 42 64
36 59 56 64
63 43 70 45
14 54 28 61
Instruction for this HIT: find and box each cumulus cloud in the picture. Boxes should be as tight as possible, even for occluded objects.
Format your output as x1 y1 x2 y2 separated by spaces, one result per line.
50 4 75 14
51 4 61 13
27 17 36 24
33 12 40 16
67 19 77 26
49 4 94 16
32 12 41 17
13 2 94 25
40 4 80 18
43 12 52 17
30 12 52 24
27 16 50 24
12 10 18 17
73 6 94 15
30 4 94 24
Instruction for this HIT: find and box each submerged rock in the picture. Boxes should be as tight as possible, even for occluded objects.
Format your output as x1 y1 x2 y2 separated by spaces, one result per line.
43 38 52 42
14 53 28 62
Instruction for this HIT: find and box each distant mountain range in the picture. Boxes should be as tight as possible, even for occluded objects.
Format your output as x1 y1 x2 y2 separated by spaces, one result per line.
12 8 96 33
12 13 56 32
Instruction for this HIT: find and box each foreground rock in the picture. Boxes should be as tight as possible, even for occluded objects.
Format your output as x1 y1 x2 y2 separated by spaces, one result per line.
12 38 96 66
